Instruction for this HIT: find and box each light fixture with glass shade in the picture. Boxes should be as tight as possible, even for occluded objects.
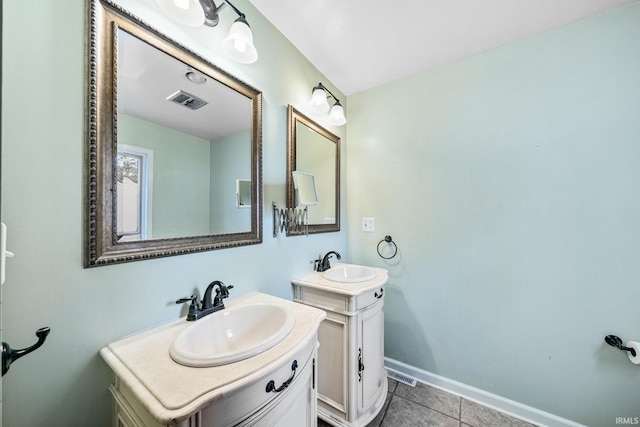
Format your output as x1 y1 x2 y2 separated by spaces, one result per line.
155 0 258 64
308 82 346 126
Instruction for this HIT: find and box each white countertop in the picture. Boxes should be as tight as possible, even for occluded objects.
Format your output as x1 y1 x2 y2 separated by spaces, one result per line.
100 292 326 423
291 263 388 295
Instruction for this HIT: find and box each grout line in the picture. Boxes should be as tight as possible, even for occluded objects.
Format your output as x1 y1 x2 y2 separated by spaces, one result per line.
389 381 462 426
378 393 394 426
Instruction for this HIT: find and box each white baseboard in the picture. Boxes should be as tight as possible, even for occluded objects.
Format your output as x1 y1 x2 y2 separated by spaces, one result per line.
384 358 585 427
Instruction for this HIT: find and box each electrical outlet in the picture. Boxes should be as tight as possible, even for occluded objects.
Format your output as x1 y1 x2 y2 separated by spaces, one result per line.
362 218 375 232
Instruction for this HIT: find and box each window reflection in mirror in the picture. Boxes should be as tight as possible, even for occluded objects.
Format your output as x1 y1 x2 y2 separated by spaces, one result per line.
287 106 340 235
117 145 153 241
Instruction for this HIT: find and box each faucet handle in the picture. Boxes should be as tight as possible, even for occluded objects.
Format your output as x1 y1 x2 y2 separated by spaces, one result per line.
176 294 199 305
176 294 201 309
176 295 201 320
216 284 234 298
213 284 234 307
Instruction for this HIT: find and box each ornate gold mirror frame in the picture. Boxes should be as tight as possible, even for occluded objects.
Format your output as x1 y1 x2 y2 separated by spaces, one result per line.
286 106 340 235
86 0 262 266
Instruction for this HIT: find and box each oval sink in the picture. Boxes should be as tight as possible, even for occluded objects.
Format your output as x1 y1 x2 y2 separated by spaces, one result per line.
170 303 295 367
322 264 376 283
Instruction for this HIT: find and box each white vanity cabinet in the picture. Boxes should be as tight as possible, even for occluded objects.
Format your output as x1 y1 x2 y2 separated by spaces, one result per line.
292 265 388 427
110 344 316 427
101 293 326 427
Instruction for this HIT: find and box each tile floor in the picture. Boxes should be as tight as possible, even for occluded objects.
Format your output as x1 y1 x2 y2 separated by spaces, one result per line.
318 379 539 427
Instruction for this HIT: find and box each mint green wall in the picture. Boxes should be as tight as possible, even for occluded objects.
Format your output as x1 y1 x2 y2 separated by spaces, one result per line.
209 129 251 234
0 0 346 426
347 4 640 426
120 114 212 238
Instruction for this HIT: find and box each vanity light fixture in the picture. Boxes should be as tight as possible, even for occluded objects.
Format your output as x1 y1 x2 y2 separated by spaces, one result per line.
156 0 258 64
308 82 347 126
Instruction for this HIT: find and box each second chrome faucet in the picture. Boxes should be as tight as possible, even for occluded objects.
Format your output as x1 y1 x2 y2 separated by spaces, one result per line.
176 280 234 321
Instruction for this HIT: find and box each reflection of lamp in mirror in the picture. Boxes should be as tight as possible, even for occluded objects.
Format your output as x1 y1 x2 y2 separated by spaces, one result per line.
307 83 346 126
292 171 319 206
155 0 258 64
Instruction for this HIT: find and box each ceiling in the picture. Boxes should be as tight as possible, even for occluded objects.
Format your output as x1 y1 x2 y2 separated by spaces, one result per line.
249 0 637 96
119 30 251 140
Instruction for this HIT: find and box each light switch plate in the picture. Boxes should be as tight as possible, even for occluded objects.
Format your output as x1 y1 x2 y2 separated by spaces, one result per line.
362 218 375 232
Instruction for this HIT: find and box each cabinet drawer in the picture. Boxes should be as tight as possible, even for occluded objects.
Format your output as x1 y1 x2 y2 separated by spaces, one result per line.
199 334 317 427
354 287 384 311
294 286 384 314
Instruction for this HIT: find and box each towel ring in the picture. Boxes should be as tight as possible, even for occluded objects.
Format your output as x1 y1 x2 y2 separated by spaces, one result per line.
377 235 398 259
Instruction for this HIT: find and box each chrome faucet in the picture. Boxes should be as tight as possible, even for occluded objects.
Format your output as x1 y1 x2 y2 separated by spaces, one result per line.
315 251 341 272
176 281 234 321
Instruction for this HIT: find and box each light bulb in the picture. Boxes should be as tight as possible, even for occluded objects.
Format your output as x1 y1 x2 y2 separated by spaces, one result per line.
222 17 258 64
328 103 347 126
234 39 247 53
309 87 330 113
173 0 189 10
156 0 205 26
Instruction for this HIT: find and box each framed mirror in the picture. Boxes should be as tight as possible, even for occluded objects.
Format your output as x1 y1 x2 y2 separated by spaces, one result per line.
287 106 340 235
86 0 262 266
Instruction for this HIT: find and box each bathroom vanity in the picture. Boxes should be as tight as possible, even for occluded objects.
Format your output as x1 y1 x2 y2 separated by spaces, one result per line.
292 264 388 427
100 292 326 427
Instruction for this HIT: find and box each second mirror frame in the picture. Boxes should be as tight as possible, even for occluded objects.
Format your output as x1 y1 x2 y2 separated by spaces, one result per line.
286 106 341 235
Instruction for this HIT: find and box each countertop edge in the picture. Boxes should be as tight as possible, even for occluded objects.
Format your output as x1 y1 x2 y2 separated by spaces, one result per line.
291 264 389 295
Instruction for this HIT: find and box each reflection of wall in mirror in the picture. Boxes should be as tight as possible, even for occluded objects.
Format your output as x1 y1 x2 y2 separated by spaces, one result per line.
296 124 336 224
120 115 253 237
119 114 211 238
210 130 251 233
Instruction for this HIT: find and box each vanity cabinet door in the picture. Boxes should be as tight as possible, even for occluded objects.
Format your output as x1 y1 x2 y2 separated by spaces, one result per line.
358 299 385 415
316 310 349 420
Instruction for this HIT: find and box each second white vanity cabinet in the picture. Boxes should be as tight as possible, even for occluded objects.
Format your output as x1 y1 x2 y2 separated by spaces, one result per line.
292 264 388 427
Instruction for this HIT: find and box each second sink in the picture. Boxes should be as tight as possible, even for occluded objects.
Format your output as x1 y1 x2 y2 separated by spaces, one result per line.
170 303 295 367
322 264 376 283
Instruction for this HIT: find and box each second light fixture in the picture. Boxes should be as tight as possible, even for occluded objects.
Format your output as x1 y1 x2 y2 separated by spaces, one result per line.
308 83 347 126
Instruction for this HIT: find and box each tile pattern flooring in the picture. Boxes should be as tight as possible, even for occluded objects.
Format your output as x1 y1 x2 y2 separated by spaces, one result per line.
318 379 539 427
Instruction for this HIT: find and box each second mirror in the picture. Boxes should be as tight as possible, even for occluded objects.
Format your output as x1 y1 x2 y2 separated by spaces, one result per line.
287 106 340 235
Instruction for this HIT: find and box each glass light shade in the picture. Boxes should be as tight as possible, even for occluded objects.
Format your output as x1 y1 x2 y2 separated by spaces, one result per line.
309 88 330 113
328 103 347 126
222 18 258 64
156 0 205 27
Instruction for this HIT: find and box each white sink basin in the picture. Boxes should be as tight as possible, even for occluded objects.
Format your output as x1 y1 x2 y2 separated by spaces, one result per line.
170 303 295 367
322 264 376 283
